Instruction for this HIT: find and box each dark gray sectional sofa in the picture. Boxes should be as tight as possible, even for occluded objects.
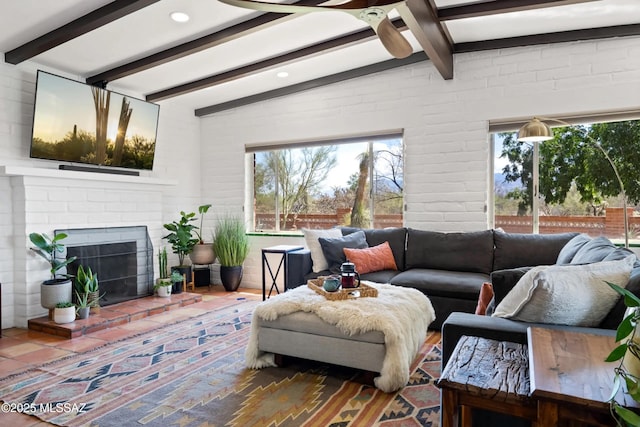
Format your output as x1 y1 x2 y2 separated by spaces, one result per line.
286 227 580 330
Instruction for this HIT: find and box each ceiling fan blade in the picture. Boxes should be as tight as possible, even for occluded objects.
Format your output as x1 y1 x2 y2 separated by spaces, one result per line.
218 0 403 13
372 16 412 58
219 0 411 58
218 0 325 14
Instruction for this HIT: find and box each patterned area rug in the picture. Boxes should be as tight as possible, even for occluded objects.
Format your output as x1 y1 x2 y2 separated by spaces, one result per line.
0 295 441 426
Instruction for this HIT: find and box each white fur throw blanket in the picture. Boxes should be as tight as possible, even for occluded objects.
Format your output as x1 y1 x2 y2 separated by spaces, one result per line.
245 281 435 392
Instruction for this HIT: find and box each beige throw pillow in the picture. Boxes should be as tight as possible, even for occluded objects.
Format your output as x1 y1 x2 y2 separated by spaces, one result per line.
302 228 343 273
493 255 635 327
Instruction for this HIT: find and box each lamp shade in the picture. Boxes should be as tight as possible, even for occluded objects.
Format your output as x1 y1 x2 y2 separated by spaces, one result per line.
517 118 554 142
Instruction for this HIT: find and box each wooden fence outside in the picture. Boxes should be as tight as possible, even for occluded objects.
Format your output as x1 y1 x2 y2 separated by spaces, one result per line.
255 207 635 238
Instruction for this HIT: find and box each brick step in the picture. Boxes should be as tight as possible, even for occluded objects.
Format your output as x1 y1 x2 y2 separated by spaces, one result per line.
28 292 203 339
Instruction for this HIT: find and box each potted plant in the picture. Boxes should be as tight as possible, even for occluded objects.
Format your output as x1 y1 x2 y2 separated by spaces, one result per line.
606 282 640 426
155 270 183 297
29 232 77 313
213 214 250 291
75 291 90 319
75 265 102 313
163 210 199 293
53 301 76 324
190 204 216 265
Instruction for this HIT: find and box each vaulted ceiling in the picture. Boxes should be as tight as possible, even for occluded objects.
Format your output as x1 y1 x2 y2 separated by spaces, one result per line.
2 0 639 116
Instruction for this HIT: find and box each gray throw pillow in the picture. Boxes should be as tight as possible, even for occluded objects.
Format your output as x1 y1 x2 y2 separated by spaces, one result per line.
556 233 592 264
319 231 368 273
570 236 617 264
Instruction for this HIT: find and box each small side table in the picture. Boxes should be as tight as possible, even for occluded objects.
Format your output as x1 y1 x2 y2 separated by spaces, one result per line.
437 335 535 427
261 245 303 301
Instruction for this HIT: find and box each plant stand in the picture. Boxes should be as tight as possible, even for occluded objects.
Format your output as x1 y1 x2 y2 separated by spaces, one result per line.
193 265 211 287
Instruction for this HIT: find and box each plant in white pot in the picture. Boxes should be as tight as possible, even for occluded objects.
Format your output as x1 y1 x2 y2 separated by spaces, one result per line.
29 232 77 316
190 204 216 265
213 214 249 292
53 301 76 324
606 282 640 426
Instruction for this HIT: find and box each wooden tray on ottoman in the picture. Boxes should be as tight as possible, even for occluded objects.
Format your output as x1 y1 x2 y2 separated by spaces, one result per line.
307 277 378 300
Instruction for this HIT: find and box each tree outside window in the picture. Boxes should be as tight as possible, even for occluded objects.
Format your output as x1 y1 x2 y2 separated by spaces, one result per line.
252 137 403 231
494 119 640 239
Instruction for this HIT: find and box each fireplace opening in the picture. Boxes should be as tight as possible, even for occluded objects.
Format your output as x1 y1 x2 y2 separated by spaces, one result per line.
55 226 153 306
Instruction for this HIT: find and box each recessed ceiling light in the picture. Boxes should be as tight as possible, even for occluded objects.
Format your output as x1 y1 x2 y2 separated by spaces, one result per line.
277 71 289 78
170 12 190 23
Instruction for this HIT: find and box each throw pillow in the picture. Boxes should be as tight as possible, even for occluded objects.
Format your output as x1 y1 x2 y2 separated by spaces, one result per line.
556 233 591 264
493 255 635 327
318 231 368 273
570 236 617 264
343 241 398 274
302 228 342 273
475 282 494 315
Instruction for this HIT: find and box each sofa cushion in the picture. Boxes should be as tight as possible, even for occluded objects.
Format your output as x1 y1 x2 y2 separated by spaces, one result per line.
493 256 635 327
390 268 488 300
405 229 494 274
360 269 400 284
570 236 617 264
303 228 343 273
344 241 398 274
492 231 578 271
318 230 368 273
556 233 592 264
341 227 407 271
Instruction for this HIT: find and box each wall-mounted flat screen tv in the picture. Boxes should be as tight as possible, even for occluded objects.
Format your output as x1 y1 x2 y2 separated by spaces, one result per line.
30 70 160 171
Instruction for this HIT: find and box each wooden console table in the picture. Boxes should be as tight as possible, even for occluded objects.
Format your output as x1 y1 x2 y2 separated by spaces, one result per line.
528 327 639 426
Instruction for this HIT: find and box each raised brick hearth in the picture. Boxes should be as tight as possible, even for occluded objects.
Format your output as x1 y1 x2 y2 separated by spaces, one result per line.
27 293 202 339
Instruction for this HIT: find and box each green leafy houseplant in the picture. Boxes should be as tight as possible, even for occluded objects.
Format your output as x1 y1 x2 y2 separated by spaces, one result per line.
154 271 183 290
163 211 199 266
75 291 90 308
55 301 74 308
158 247 169 279
213 215 249 267
29 232 77 282
74 265 103 308
606 282 640 426
75 265 99 293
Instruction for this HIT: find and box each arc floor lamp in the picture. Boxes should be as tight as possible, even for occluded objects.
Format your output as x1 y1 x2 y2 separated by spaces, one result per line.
517 117 629 249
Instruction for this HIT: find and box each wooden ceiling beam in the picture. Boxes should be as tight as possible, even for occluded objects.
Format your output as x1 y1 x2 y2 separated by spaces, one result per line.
4 0 160 64
398 0 453 80
454 23 640 53
146 20 408 102
195 53 425 116
438 0 598 21
86 0 325 86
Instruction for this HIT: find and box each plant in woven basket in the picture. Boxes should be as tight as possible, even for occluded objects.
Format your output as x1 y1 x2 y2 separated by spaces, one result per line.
605 282 640 426
74 265 103 308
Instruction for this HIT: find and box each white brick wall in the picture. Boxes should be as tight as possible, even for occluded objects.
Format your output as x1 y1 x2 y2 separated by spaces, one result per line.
0 62 202 328
2 36 640 322
200 36 640 289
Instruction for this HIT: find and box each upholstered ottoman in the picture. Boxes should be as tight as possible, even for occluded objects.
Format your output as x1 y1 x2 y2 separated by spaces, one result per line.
245 282 435 392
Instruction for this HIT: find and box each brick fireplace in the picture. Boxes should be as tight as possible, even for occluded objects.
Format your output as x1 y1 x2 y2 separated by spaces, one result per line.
1 166 175 328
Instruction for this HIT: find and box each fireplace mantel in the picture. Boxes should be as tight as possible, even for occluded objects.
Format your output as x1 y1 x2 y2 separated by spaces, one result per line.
0 165 177 186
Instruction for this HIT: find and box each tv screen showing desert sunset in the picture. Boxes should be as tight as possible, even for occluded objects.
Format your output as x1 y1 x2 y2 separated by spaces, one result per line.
31 71 160 170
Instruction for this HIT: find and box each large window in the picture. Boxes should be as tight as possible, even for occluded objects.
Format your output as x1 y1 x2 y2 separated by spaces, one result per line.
492 117 640 241
249 134 403 232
